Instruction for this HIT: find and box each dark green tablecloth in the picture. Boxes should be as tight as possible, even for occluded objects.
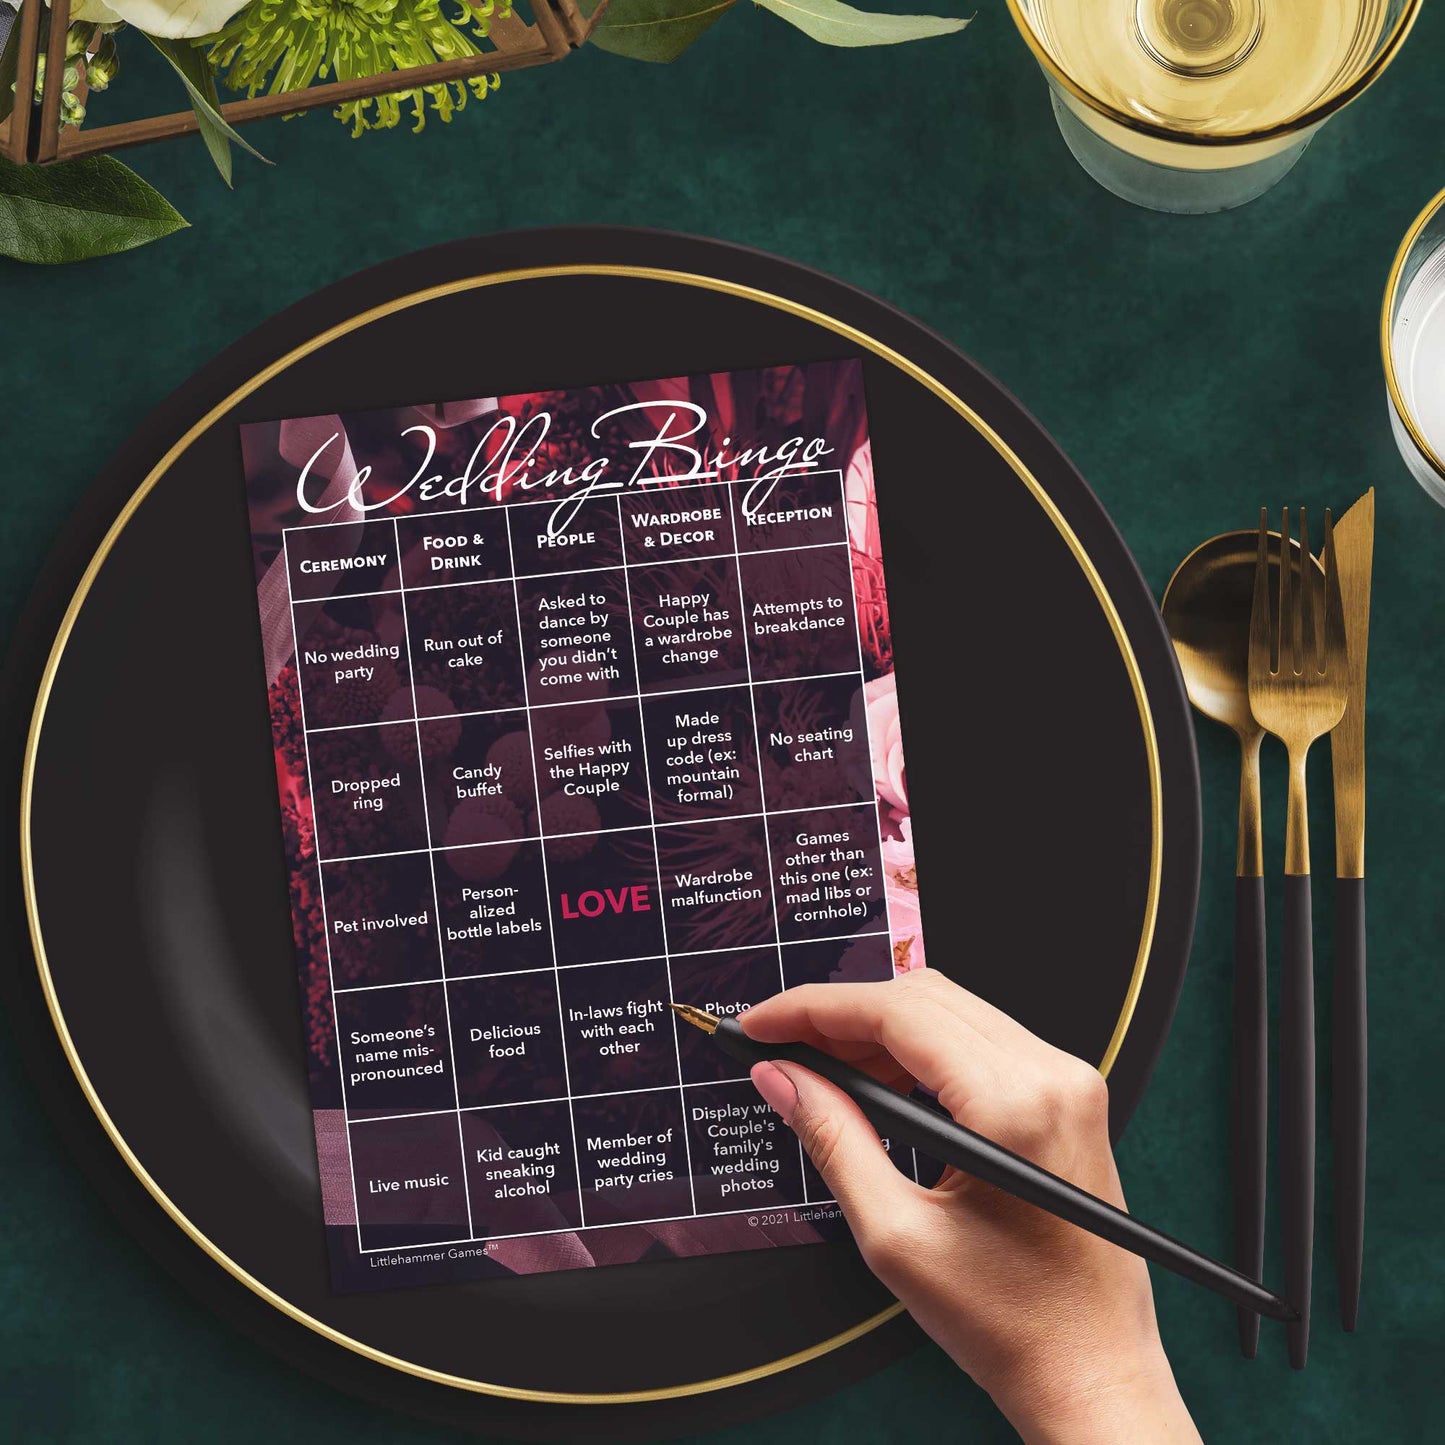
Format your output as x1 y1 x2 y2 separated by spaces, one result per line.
3 6 1443 1440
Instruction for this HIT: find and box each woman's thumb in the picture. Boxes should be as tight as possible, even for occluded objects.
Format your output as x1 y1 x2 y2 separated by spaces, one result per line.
750 1060 916 1234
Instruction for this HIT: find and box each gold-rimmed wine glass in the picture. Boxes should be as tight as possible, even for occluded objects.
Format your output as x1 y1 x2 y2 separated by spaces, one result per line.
1383 183 1445 505
1005 0 1422 214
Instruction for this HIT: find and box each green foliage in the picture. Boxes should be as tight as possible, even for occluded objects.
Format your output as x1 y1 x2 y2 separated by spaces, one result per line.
145 34 270 187
754 0 970 47
589 0 739 63
0 152 188 264
587 0 969 61
0 0 967 266
208 0 505 138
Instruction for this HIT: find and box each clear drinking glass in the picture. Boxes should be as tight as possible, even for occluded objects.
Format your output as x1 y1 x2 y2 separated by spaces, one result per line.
1005 1 1421 214
1384 185 1445 506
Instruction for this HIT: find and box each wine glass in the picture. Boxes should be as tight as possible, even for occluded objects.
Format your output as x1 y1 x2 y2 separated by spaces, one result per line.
1006 0 1421 214
1383 184 1445 506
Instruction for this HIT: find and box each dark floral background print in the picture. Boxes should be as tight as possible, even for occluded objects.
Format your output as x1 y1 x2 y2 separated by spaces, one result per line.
247 361 925 1288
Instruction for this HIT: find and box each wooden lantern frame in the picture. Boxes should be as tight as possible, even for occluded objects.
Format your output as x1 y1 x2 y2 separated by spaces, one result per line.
1 0 610 165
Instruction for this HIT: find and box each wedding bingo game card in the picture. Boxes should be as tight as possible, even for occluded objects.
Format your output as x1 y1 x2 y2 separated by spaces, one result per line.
241 360 931 1292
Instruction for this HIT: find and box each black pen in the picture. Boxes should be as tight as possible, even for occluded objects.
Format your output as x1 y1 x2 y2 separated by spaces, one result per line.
671 1003 1297 1325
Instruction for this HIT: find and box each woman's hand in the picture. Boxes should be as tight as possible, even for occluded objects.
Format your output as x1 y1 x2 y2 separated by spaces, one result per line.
741 969 1201 1444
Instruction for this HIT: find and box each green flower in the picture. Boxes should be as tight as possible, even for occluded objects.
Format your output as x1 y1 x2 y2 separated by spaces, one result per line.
210 0 507 137
33 47 91 129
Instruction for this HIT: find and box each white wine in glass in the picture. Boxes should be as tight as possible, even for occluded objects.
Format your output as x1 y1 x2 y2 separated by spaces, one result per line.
1008 0 1420 213
1384 187 1445 504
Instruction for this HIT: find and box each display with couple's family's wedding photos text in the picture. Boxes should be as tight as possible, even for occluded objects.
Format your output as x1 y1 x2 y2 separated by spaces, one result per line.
241 359 930 1294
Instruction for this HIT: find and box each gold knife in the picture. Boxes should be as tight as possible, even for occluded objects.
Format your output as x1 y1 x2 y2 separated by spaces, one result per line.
1330 486 1373 1333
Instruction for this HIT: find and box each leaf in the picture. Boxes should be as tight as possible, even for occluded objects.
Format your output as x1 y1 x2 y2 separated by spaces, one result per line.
754 0 970 47
0 153 188 264
145 33 270 186
588 0 739 63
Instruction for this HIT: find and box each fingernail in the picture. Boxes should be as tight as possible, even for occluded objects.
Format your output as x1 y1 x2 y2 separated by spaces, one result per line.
750 1061 798 1124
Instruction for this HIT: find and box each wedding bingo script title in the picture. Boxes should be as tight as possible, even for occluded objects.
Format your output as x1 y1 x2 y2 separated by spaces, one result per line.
296 399 838 536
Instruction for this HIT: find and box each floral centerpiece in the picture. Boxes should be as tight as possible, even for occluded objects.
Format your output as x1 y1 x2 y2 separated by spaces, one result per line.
1 0 969 263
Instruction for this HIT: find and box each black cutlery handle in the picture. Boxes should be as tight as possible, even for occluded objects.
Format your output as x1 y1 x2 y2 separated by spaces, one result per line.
1280 873 1315 1369
1333 876 1366 1333
1233 875 1268 1359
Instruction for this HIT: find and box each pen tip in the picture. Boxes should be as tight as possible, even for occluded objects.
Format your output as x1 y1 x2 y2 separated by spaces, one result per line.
669 1002 720 1034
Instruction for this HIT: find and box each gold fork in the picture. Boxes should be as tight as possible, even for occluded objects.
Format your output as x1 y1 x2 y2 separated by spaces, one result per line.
1248 507 1349 1371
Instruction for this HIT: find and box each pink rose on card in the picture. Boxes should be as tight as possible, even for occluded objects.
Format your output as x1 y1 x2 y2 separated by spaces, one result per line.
882 817 924 973
845 439 878 556
880 816 915 879
861 672 906 815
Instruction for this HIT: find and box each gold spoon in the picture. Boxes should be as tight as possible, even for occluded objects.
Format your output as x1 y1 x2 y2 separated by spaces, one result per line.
1162 529 1318 1359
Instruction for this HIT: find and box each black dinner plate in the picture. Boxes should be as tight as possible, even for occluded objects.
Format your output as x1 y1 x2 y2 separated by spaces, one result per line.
2 228 1200 1439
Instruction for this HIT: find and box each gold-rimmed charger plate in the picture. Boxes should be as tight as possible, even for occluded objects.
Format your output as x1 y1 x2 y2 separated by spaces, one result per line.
2 229 1199 1437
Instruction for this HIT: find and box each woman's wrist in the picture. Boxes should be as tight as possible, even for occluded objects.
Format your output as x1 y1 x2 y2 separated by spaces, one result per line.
987 1336 1196 1445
